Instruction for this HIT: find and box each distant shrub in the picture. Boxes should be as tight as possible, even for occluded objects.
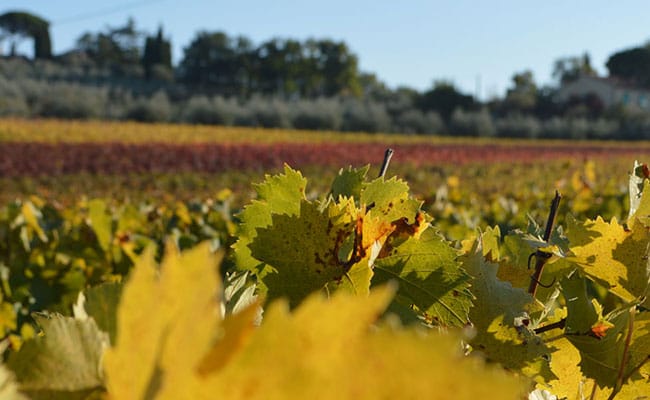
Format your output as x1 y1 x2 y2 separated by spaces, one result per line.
290 98 342 130
394 109 445 134
341 99 391 133
586 118 619 140
246 97 292 129
0 76 29 117
32 82 108 119
538 117 567 139
495 114 541 138
617 113 650 140
538 117 619 140
180 95 241 125
125 90 172 122
449 108 495 137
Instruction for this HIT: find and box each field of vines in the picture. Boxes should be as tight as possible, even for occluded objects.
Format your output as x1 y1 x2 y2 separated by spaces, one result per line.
1 118 650 399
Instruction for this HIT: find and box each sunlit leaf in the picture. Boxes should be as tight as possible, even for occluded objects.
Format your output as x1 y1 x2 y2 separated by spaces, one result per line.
374 228 472 327
7 314 108 393
460 231 554 382
565 215 650 307
233 165 307 275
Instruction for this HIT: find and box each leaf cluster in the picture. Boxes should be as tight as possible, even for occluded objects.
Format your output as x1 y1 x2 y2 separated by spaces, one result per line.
0 194 235 345
233 164 473 326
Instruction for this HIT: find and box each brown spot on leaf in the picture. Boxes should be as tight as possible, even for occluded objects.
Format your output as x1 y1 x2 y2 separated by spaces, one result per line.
590 322 613 339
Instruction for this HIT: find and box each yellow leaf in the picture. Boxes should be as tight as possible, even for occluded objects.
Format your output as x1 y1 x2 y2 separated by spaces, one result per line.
543 335 590 400
103 244 222 400
21 201 47 243
199 285 525 399
105 245 525 400
197 302 259 375
103 247 165 400
566 215 650 306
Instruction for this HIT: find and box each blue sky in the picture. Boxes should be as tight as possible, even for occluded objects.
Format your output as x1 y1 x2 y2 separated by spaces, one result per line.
2 1 650 99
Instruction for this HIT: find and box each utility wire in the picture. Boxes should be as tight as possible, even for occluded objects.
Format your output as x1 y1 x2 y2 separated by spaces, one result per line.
53 0 166 25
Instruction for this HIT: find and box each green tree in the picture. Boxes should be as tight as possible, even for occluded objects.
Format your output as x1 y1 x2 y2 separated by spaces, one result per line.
178 31 244 94
504 70 537 113
233 36 256 96
256 38 295 96
316 39 361 97
553 53 596 84
358 72 391 100
0 11 51 59
142 26 172 81
76 17 143 72
606 46 650 87
417 81 476 122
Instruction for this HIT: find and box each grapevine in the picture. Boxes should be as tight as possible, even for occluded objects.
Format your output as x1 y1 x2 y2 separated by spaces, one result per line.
0 151 647 399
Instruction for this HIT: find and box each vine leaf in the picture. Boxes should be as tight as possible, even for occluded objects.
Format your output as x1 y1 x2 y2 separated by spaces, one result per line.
361 176 422 224
198 285 525 399
628 161 648 221
103 246 524 399
460 231 554 382
0 364 26 400
330 165 369 199
616 310 650 397
88 199 113 252
564 214 650 307
373 228 473 327
104 244 222 400
498 222 572 300
560 272 631 389
250 200 361 307
7 314 108 394
82 282 123 345
233 165 307 276
541 335 584 400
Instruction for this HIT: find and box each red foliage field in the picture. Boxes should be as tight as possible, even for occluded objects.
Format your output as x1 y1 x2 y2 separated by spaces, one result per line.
1 141 648 177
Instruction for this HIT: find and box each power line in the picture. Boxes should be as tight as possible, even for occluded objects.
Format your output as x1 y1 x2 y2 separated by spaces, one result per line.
53 0 166 25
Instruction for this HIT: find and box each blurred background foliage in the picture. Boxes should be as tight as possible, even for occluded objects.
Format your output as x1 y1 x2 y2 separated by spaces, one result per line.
6 12 650 139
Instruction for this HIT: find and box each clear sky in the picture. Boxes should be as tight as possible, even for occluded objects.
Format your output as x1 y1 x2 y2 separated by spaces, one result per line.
2 1 650 99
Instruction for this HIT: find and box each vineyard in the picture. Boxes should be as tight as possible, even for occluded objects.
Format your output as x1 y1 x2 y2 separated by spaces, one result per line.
0 119 650 399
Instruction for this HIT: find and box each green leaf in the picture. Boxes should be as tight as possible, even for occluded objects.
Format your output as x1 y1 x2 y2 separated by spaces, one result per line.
463 233 535 330
250 201 358 307
88 199 112 252
330 165 369 200
7 314 108 392
481 225 501 261
628 160 648 221
373 228 472 327
618 310 650 396
0 364 27 400
233 165 307 275
560 272 599 334
460 233 554 382
361 176 421 223
565 214 650 307
223 271 256 313
83 282 123 345
561 272 630 388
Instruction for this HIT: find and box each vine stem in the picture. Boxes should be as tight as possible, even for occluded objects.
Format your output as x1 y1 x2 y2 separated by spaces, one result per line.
588 380 598 400
608 308 636 400
533 318 566 335
528 191 562 297
378 148 394 179
622 355 650 383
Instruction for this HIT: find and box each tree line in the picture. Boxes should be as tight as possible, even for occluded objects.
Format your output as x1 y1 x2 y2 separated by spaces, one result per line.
5 11 650 139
